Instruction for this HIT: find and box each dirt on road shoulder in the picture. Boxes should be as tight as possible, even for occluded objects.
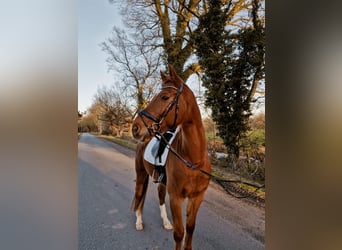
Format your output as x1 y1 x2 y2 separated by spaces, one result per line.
206 181 265 243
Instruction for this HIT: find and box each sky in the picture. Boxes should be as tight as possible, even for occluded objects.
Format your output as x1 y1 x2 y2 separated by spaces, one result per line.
78 0 123 113
78 0 264 115
77 0 206 115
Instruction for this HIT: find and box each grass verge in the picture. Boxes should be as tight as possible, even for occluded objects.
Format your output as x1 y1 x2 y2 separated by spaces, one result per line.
95 134 265 205
97 135 137 151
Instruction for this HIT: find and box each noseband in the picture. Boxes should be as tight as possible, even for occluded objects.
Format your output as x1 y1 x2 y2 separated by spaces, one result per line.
138 84 184 135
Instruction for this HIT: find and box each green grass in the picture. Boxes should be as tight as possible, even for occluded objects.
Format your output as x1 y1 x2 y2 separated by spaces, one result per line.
236 183 265 198
208 160 265 199
97 135 137 151
206 131 224 142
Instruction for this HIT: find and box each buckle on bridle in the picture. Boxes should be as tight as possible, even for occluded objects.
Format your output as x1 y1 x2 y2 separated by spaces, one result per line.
150 122 161 134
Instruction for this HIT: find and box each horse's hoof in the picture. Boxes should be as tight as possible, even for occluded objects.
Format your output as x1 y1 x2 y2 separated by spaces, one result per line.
163 222 173 230
136 223 144 230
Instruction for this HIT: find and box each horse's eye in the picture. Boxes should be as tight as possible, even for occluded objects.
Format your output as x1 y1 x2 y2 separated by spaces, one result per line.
161 95 170 101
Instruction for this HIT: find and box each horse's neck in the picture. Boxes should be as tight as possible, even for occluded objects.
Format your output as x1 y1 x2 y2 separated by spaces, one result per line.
179 107 207 165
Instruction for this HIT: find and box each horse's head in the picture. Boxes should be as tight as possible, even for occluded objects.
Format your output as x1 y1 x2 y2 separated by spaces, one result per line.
132 65 187 140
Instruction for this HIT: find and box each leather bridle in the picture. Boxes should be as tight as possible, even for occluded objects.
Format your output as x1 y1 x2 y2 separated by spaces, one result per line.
138 82 264 200
138 84 184 136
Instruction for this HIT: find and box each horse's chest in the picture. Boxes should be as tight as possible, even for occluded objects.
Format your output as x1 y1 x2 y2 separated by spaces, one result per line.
167 174 207 197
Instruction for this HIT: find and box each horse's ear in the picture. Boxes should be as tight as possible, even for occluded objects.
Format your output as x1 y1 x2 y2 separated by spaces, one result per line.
168 65 183 87
160 70 168 83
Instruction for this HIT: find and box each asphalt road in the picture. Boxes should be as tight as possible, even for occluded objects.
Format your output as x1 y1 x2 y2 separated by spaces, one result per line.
78 133 264 250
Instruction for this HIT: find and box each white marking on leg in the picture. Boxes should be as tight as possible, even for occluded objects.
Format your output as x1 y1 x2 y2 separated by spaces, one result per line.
135 210 143 230
160 204 173 230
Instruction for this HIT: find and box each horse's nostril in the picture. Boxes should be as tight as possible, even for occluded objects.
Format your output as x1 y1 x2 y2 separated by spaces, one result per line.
132 124 139 135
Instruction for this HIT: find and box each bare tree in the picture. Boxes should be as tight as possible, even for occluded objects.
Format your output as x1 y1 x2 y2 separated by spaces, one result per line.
78 107 99 133
109 0 263 82
101 27 162 113
92 85 133 136
104 0 265 127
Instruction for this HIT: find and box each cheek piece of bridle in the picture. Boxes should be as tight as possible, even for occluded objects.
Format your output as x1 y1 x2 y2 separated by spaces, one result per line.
138 83 184 136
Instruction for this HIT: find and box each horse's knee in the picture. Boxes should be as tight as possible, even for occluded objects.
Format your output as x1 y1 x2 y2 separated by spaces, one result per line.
186 224 195 235
173 228 184 243
172 219 184 242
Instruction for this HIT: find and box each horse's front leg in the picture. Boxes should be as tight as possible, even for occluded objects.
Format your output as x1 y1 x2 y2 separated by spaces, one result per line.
184 192 205 250
158 184 173 230
170 196 184 250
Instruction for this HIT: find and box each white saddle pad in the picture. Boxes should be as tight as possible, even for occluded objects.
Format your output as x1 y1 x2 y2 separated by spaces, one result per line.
144 127 180 166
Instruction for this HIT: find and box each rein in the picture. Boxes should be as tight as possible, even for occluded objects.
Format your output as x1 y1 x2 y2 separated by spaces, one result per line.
157 132 264 199
139 83 264 200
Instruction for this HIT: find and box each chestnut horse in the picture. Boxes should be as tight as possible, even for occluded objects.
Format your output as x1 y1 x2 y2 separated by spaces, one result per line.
131 65 211 250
